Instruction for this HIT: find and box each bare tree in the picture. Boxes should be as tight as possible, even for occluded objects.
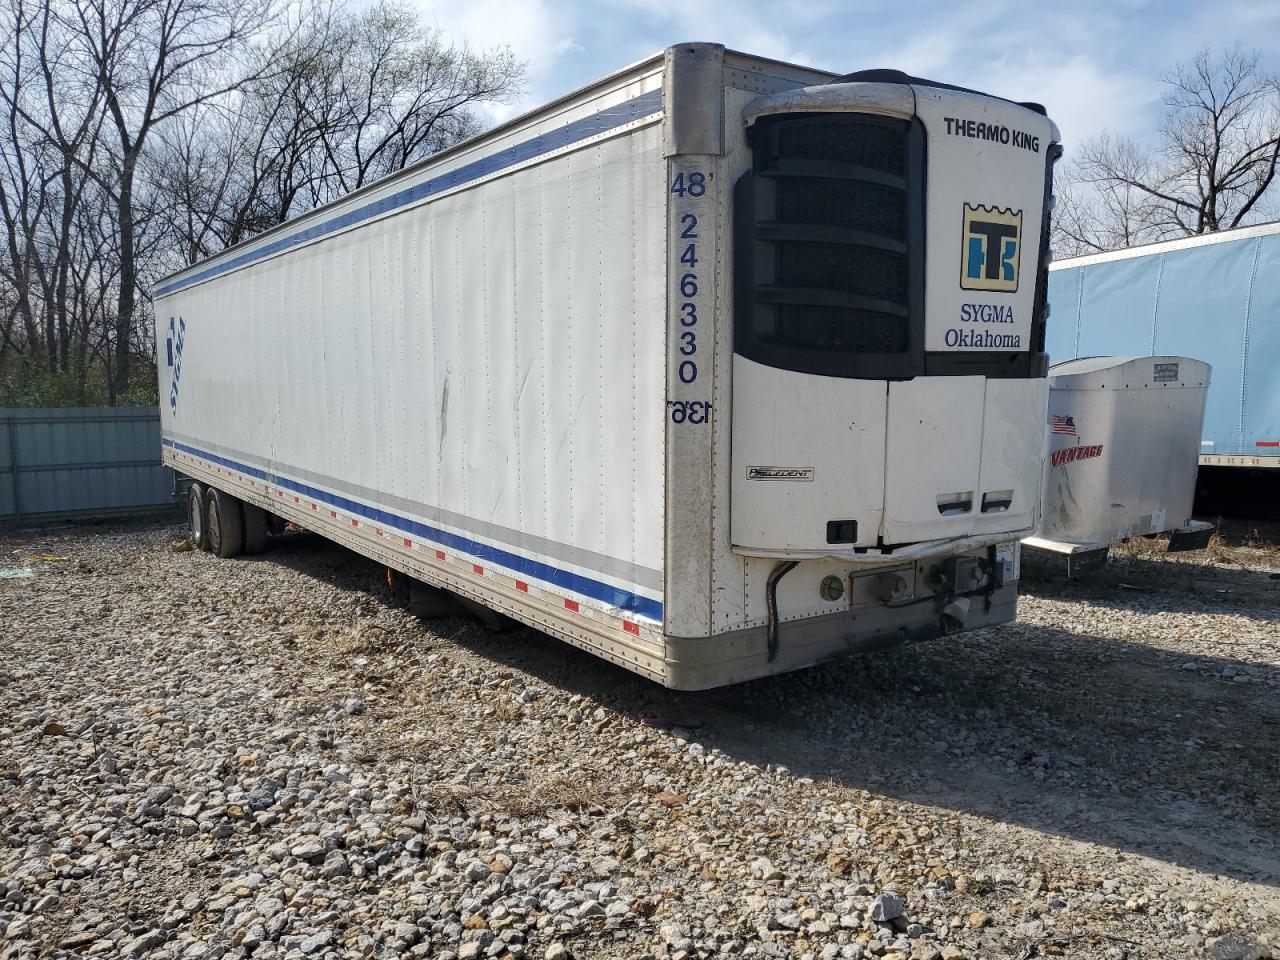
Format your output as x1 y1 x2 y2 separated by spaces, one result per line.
0 0 523 405
1055 45 1280 255
314 1 521 196
147 0 523 265
69 0 285 397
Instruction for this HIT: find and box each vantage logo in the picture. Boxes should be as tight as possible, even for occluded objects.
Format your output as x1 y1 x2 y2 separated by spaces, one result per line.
167 316 186 413
960 204 1021 293
1049 445 1103 469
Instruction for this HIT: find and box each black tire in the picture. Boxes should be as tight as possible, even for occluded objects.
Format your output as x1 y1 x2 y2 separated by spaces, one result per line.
205 488 245 558
187 483 208 551
241 501 268 555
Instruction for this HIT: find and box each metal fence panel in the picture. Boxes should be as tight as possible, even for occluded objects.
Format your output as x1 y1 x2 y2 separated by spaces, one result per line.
0 406 175 523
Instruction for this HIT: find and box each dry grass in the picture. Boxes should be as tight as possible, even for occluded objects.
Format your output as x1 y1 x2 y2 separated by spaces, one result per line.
1108 520 1280 569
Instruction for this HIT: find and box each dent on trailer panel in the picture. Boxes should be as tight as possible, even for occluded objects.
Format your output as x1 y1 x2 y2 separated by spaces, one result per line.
433 196 463 515
457 183 489 523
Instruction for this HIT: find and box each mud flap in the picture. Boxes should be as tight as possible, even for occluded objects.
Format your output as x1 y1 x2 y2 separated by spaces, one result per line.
1168 521 1214 553
1022 536 1110 578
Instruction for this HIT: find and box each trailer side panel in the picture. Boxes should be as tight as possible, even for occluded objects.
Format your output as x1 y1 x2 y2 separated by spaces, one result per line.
1048 228 1280 460
157 70 669 662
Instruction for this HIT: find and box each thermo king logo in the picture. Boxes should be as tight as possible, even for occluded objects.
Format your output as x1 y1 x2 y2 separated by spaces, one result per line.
747 466 814 481
960 204 1021 293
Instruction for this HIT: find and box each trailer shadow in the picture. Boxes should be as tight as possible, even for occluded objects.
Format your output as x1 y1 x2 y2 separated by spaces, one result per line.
480 616 1280 889
257 529 1280 888
1023 550 1280 620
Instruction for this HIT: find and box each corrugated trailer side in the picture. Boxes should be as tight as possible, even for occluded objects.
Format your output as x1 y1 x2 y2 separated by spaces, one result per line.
156 55 673 679
1047 223 1280 467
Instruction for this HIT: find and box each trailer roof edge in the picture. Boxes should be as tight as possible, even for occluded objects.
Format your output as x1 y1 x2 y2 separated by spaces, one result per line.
155 49 669 290
1050 219 1280 270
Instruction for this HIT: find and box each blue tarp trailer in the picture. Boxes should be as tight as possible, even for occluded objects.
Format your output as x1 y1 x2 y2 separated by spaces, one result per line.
1047 222 1280 472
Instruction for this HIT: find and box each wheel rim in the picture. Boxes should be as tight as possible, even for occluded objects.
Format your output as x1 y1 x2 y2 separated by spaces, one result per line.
207 500 221 553
189 492 202 540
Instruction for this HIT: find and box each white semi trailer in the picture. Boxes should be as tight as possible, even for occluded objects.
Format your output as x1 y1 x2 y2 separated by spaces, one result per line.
155 44 1061 689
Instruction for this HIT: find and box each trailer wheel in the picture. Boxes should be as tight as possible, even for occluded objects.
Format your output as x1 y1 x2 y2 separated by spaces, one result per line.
187 483 208 551
241 502 268 555
205 488 245 558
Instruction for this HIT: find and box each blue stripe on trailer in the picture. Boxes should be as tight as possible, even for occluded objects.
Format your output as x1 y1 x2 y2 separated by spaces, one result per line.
166 439 663 621
155 89 664 298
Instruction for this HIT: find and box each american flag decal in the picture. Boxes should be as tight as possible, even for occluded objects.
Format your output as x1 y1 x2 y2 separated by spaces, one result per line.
1051 415 1077 437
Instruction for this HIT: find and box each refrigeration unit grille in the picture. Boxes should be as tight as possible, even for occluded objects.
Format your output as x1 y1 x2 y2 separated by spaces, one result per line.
734 112 925 379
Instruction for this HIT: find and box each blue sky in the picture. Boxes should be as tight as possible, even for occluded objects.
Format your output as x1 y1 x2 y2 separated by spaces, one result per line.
416 0 1280 156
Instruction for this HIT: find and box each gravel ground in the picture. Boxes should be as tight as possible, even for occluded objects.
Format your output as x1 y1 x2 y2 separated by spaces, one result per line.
1 519 1278 960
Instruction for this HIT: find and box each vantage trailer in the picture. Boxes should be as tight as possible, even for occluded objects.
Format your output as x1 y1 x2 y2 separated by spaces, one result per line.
1023 356 1214 575
156 44 1061 689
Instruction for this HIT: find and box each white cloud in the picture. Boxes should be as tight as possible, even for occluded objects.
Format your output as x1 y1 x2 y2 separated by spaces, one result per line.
407 0 1275 152
981 53 1162 151
605 0 832 70
867 12 1164 151
412 0 583 123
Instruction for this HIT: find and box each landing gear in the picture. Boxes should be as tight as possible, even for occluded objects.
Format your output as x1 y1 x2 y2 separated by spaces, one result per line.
242 501 269 555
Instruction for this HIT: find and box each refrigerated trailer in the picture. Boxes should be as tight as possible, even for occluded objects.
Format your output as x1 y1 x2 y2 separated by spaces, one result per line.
155 43 1061 689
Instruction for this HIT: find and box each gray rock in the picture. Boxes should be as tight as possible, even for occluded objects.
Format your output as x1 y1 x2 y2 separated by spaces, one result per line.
868 893 903 922
322 851 350 878
290 839 325 862
145 786 176 807
124 929 166 956
299 930 334 954
1207 937 1266 960
246 779 282 811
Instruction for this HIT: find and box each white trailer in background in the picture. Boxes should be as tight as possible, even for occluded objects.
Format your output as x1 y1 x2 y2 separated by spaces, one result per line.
1047 223 1280 520
155 43 1061 689
1024 356 1214 574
